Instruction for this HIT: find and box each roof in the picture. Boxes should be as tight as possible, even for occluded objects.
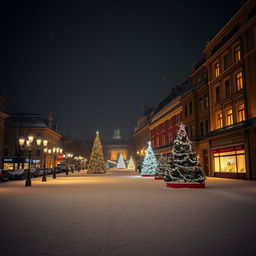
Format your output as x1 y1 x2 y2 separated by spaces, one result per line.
5 113 59 132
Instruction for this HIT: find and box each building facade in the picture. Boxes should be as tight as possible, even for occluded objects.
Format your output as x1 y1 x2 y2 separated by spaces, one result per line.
205 0 256 179
3 113 62 169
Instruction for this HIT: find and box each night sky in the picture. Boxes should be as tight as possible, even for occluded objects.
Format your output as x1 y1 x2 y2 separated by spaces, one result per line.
1 0 244 140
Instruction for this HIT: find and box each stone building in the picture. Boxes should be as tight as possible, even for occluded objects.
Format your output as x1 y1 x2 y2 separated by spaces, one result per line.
3 113 62 169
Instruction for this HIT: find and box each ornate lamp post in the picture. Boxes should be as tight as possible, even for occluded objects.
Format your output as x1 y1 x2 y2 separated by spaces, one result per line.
65 153 73 175
42 140 49 182
18 136 47 187
51 147 63 179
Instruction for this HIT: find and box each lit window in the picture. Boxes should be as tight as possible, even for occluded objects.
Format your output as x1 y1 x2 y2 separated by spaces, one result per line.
216 112 223 128
236 72 243 91
225 80 231 97
234 45 241 62
226 108 233 126
237 103 245 122
214 62 220 77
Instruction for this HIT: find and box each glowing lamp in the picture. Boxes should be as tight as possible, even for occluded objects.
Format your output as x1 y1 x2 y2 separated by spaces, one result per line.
43 148 48 153
43 140 48 147
36 139 42 146
26 140 30 146
19 138 25 147
60 148 63 154
28 136 34 143
52 147 56 153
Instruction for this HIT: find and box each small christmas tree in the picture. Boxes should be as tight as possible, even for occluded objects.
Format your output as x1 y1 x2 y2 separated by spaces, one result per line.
117 153 126 169
155 154 168 179
165 123 205 184
127 156 135 170
87 131 106 174
141 141 157 176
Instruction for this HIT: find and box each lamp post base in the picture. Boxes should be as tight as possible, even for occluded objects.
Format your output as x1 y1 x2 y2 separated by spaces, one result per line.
53 173 56 179
42 176 47 182
25 179 32 187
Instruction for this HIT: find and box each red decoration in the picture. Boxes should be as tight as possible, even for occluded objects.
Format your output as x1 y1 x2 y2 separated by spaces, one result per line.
166 183 205 188
142 175 155 177
155 177 164 180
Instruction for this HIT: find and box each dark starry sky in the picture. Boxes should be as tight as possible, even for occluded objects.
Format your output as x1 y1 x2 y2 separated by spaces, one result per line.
0 0 244 140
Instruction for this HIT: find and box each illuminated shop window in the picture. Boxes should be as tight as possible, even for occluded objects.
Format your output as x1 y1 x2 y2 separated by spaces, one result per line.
236 72 243 91
234 45 241 62
226 108 233 126
213 149 246 173
216 112 223 128
237 103 245 122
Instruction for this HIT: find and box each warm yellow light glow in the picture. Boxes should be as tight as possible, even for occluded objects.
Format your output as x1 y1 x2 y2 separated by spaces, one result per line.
60 148 63 154
53 147 56 153
48 149 52 154
43 140 48 147
19 138 25 146
43 148 48 153
28 136 34 143
36 139 42 146
26 140 30 146
56 147 60 153
137 151 139 155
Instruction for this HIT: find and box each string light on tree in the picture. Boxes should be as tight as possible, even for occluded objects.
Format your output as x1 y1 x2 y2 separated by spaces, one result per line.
155 153 168 180
87 131 106 174
117 153 126 169
141 141 157 177
165 123 205 188
127 156 136 170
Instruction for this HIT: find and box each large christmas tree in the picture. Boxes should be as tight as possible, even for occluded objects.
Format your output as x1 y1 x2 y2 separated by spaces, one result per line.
165 123 205 184
117 153 126 169
141 141 157 176
87 131 106 174
155 154 168 179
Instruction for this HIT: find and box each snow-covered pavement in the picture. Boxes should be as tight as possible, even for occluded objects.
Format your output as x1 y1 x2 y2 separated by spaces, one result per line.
1 169 256 256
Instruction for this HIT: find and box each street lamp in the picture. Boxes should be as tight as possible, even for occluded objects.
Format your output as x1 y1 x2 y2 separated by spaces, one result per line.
18 135 45 186
65 153 73 175
50 146 63 179
42 143 49 182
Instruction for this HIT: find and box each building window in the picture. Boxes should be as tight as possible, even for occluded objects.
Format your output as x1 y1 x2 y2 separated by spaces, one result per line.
205 120 209 133
226 108 233 126
189 124 194 137
162 135 165 145
199 97 202 110
214 62 220 77
237 103 245 122
200 122 204 137
216 112 223 129
215 86 221 103
204 94 209 108
185 105 188 116
225 80 231 97
236 72 243 91
189 102 193 114
213 148 246 173
223 55 229 70
234 45 241 62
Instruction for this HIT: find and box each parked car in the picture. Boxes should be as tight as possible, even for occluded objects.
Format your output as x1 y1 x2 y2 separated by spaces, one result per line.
0 169 10 182
9 169 28 180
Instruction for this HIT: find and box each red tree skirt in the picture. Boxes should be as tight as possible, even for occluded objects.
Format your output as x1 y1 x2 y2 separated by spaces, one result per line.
142 175 155 177
155 177 164 180
166 183 205 188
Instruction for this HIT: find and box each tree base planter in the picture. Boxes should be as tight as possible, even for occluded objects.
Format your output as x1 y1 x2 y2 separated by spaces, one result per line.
142 175 155 177
166 182 205 188
155 177 164 180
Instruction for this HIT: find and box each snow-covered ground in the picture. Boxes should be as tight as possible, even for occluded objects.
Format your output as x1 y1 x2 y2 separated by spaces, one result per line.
1 169 256 256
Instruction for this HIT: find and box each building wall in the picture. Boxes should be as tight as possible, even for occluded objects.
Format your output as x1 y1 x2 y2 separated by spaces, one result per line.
0 96 8 169
204 0 256 179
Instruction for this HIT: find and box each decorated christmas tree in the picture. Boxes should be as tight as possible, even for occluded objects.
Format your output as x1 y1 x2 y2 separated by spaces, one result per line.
87 131 106 174
117 153 126 169
155 153 168 179
141 141 157 176
127 156 135 170
165 123 205 185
